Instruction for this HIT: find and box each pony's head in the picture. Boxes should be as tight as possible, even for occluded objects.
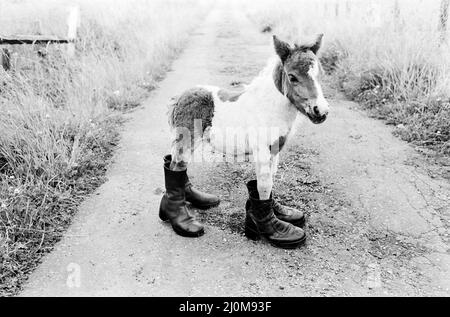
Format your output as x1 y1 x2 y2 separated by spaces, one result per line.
273 34 329 124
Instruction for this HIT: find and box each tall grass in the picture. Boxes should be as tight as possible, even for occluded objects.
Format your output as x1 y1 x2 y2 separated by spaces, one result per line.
0 0 211 295
243 0 450 155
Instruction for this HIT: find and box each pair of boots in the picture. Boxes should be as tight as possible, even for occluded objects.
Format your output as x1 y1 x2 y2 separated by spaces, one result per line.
159 155 306 248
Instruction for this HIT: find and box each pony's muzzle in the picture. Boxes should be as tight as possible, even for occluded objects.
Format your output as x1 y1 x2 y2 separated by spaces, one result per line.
308 112 327 124
313 97 329 115
308 102 329 124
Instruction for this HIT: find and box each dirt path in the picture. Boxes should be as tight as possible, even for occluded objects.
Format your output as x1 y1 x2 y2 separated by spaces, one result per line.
20 2 449 296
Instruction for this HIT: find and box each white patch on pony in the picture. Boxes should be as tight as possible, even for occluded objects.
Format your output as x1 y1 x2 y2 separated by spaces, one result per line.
307 60 329 116
198 57 299 159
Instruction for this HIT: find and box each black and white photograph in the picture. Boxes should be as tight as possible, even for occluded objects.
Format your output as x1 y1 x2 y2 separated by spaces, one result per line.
0 0 449 301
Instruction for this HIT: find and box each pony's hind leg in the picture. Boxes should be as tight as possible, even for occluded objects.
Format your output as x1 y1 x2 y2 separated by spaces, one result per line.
170 143 191 171
170 128 192 171
168 127 220 209
170 154 188 171
160 130 204 238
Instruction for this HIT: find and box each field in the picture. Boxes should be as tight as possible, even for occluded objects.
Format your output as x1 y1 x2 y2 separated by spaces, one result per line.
0 0 210 295
245 0 450 155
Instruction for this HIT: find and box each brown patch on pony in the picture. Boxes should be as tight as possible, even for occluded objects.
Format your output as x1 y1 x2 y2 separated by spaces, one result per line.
273 35 291 62
217 88 244 102
287 50 316 74
272 60 310 118
269 135 287 155
168 88 215 135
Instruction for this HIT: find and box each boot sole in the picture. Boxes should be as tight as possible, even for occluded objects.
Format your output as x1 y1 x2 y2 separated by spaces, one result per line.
159 208 205 238
244 218 306 249
173 224 204 238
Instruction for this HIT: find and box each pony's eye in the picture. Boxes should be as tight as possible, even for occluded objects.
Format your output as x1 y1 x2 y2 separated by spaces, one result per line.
288 74 299 83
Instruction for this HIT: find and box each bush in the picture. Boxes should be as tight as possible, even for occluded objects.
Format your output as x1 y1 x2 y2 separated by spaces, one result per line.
319 42 348 75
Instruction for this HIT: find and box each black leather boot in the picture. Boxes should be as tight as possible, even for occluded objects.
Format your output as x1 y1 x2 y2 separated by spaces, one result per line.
159 160 204 237
245 180 305 227
164 155 220 209
245 181 306 249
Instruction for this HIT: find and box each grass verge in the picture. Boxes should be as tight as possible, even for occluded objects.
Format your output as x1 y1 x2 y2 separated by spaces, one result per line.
0 0 211 296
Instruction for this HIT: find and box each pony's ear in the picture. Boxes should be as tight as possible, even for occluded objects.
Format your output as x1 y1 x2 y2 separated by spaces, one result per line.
310 33 324 54
273 35 291 62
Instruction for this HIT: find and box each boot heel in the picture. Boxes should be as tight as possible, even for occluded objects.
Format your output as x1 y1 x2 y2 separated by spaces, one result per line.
159 207 169 222
244 216 260 241
159 197 169 222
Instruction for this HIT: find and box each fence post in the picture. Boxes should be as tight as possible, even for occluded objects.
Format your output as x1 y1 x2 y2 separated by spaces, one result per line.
66 6 80 57
1 49 10 71
393 0 400 20
439 0 450 44
346 1 351 17
392 0 403 31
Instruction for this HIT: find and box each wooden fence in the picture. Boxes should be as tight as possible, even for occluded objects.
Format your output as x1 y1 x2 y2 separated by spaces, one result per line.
0 6 79 70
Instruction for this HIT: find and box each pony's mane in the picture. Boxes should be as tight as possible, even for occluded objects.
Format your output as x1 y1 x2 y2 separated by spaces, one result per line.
245 56 280 91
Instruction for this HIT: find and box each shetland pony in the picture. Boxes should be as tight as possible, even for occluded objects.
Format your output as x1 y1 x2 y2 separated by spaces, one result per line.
168 34 329 201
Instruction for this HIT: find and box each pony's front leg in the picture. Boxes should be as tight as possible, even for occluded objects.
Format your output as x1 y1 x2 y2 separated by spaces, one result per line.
254 147 273 200
245 146 306 248
270 153 279 176
268 153 306 228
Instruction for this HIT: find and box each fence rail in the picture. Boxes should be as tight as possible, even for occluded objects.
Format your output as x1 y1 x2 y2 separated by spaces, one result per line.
0 35 72 45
